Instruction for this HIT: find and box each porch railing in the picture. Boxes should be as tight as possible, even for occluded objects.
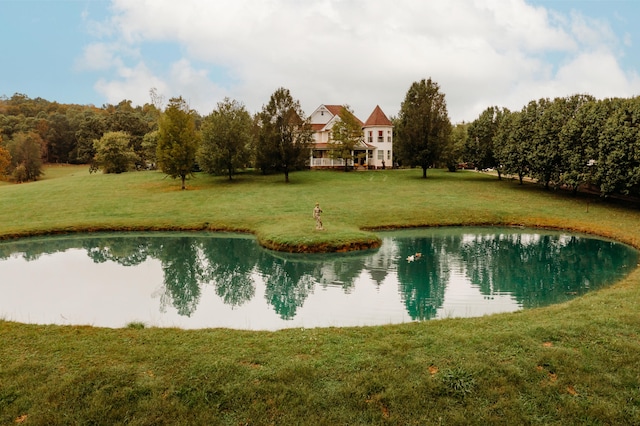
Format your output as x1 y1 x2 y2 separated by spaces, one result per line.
311 158 355 167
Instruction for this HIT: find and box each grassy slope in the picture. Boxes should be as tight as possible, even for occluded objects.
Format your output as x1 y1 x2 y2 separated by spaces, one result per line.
1 166 640 424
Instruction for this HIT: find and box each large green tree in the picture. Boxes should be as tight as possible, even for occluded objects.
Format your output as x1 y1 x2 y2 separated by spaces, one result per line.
255 88 313 182
198 98 253 180
494 109 529 185
395 78 452 178
442 122 467 172
157 97 200 190
92 131 139 174
466 106 508 177
533 94 593 190
6 131 44 182
105 100 153 167
328 105 362 172
559 97 615 193
595 97 640 197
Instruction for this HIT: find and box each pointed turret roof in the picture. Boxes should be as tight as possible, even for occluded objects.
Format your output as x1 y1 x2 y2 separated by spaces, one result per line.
364 105 392 127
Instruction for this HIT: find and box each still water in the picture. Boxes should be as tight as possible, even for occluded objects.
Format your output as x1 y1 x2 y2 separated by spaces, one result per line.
0 228 637 330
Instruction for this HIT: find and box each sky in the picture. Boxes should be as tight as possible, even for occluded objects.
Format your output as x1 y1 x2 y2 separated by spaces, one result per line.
1 0 639 123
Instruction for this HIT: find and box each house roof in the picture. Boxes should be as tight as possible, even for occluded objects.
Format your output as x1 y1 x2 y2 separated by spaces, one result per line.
364 105 392 127
324 105 343 116
314 104 365 127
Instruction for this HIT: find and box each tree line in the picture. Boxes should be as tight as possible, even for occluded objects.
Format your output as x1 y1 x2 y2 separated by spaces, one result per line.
0 88 313 186
0 81 454 186
2 83 640 199
464 95 640 199
0 93 159 182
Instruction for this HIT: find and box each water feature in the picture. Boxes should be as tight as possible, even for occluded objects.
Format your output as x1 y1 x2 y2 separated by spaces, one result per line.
0 228 637 330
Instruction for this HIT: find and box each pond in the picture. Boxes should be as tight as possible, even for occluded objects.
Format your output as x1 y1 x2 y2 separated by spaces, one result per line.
0 228 637 330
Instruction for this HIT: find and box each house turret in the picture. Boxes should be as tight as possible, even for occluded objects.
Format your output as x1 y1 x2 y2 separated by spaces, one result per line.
363 105 393 169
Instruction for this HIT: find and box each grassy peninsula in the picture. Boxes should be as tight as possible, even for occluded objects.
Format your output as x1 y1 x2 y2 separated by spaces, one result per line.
1 165 639 424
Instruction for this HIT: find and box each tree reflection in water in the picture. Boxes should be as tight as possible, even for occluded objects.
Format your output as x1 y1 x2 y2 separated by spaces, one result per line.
0 229 637 326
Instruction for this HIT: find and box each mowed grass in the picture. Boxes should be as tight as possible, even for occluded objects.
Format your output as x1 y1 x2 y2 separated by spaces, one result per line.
1 165 640 424
2 165 638 249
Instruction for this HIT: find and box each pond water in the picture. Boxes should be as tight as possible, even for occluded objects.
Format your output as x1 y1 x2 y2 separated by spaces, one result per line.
0 228 637 330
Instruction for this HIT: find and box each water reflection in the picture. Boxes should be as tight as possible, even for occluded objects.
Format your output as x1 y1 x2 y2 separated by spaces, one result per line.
0 229 637 329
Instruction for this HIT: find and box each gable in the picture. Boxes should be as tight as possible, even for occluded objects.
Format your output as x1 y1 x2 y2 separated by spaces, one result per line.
364 105 393 127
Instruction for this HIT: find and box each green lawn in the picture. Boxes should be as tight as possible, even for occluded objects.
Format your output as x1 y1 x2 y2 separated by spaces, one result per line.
1 166 640 424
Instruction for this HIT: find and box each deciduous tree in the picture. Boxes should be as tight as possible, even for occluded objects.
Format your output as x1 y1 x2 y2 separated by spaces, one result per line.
466 106 507 177
395 78 451 178
494 109 529 184
595 97 640 197
157 97 200 190
328 105 362 172
92 131 139 174
106 100 153 167
198 98 253 180
551 94 597 192
442 122 467 172
255 88 313 182
75 110 107 163
6 131 44 182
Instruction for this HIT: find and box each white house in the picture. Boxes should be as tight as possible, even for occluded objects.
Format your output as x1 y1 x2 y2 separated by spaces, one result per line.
308 104 393 169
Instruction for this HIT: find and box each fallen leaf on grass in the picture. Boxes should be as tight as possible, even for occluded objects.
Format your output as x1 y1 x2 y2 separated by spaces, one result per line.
382 405 390 419
366 395 390 419
567 385 578 396
15 414 28 424
429 365 439 375
542 342 553 348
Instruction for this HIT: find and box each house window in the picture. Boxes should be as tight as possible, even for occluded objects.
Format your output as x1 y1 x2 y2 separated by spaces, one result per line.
377 150 384 160
387 131 392 142
387 150 391 160
368 131 373 143
378 130 384 143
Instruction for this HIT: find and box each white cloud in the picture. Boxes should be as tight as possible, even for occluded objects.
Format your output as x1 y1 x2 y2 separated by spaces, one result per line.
94 61 167 106
75 43 122 71
554 50 640 97
84 0 640 122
